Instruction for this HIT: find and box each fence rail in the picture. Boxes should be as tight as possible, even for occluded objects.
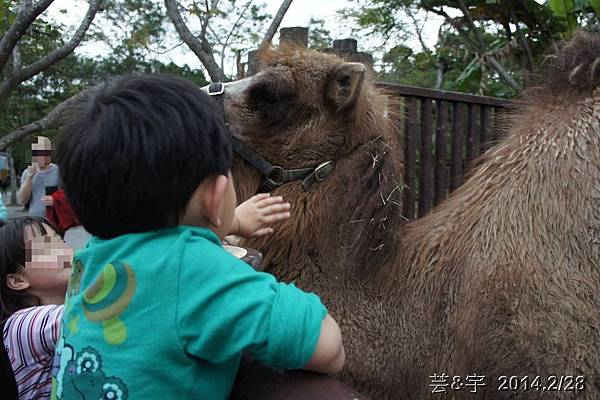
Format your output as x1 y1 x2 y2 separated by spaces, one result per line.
377 83 516 221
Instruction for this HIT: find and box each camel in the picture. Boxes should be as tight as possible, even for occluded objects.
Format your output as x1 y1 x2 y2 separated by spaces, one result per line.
221 31 600 399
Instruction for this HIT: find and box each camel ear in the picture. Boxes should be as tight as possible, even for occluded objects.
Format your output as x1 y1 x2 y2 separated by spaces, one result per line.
327 62 366 112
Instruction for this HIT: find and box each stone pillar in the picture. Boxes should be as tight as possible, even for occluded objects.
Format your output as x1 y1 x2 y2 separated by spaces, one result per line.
279 27 308 47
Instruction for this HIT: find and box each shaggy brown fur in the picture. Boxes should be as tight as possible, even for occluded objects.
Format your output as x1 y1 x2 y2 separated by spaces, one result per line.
226 31 600 399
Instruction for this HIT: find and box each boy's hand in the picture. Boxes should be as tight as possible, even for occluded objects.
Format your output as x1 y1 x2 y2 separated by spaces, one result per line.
232 193 291 238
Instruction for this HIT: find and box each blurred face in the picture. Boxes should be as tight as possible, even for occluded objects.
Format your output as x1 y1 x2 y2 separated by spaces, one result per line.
21 223 73 295
31 136 52 168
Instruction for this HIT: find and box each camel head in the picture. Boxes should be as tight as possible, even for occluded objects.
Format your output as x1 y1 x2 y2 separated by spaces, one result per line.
215 45 405 280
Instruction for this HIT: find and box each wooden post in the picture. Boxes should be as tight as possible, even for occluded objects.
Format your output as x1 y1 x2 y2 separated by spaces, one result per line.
466 104 479 170
451 102 465 191
435 101 448 205
403 97 418 221
333 39 357 53
480 106 493 153
419 99 433 217
246 49 261 76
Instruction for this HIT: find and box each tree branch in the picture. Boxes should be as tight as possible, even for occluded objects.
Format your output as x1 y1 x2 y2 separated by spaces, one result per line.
510 8 534 71
261 0 293 47
406 8 434 62
426 4 521 95
425 6 481 52
0 0 55 73
221 0 253 71
485 55 521 93
0 89 90 151
12 43 21 71
455 0 486 50
0 0 103 105
165 0 226 81
191 0 211 42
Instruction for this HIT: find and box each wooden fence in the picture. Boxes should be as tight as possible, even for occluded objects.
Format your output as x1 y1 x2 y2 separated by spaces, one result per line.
377 83 515 221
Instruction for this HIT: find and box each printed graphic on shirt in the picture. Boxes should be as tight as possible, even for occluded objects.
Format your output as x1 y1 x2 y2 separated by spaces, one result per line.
82 261 137 345
67 259 84 299
53 344 129 400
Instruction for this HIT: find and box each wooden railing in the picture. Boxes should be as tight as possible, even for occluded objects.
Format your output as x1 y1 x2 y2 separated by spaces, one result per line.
377 83 516 221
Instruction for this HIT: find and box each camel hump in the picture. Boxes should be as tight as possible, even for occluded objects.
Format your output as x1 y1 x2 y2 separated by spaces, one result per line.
542 30 600 93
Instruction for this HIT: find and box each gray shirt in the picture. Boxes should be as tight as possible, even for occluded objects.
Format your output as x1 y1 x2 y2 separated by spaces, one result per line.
20 163 60 217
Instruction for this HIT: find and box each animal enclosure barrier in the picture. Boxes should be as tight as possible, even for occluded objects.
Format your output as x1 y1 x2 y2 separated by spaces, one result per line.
378 83 515 221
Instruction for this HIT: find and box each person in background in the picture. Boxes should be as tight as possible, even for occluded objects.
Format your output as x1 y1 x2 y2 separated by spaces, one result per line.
17 137 60 218
45 188 91 251
0 195 7 222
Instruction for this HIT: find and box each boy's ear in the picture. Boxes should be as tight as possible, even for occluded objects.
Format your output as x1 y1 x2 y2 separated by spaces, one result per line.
197 175 229 227
6 271 30 292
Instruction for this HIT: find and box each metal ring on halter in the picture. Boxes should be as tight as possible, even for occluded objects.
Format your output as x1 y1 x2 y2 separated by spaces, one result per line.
207 82 224 96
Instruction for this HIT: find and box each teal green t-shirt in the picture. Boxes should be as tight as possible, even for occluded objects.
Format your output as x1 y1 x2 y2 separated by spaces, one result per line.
50 226 326 400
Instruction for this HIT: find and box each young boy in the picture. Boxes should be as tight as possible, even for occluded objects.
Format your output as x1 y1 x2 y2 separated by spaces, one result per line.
50 74 345 399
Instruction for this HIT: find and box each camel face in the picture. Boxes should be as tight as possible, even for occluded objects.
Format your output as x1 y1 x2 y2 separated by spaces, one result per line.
222 46 376 170
221 45 404 285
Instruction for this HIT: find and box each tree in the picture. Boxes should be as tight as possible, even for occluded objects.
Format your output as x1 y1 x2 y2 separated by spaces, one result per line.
342 0 600 97
165 0 294 81
0 0 209 153
0 0 103 150
308 17 333 49
93 0 168 74
0 0 102 105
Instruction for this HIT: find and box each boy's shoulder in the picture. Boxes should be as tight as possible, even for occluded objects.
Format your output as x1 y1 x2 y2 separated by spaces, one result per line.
81 225 233 272
86 225 221 250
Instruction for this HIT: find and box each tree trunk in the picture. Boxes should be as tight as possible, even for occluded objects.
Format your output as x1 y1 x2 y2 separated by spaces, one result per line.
435 63 444 90
261 0 294 47
164 0 227 82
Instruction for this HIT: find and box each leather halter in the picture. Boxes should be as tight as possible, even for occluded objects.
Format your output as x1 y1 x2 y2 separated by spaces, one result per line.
206 82 334 192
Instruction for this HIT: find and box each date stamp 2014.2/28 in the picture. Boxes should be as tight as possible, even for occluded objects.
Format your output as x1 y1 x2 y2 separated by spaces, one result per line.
430 374 586 394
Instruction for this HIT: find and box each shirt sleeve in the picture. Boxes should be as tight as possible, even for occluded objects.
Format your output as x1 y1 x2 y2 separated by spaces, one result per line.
4 305 63 363
177 239 327 369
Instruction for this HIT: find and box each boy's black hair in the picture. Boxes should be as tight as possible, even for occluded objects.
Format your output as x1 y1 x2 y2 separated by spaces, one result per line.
0 217 52 322
56 74 233 238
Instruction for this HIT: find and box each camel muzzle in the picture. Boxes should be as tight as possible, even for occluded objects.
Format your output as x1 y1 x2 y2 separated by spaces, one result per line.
201 82 335 192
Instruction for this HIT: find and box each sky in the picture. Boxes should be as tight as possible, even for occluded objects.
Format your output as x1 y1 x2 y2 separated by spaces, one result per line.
45 0 445 72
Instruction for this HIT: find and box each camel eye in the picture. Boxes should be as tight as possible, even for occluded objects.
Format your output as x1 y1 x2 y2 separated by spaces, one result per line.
248 78 295 110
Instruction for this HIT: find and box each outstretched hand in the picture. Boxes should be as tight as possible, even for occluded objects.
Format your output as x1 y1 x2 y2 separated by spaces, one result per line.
232 193 291 238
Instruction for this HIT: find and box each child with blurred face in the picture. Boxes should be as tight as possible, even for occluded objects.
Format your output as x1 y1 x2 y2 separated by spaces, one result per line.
0 217 73 400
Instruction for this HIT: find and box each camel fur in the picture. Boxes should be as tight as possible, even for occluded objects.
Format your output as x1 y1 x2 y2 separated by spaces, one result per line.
224 32 600 399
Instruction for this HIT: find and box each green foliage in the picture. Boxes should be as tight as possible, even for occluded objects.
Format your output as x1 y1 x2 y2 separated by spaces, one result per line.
308 18 333 49
342 0 600 97
376 26 520 97
547 0 600 35
0 0 207 173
